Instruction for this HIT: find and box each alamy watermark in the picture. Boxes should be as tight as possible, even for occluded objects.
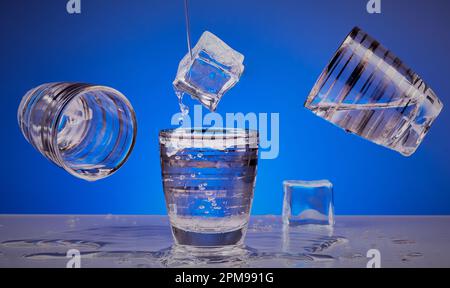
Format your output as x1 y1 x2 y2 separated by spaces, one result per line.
66 249 81 268
66 0 81 14
366 249 381 268
171 105 279 160
366 0 381 14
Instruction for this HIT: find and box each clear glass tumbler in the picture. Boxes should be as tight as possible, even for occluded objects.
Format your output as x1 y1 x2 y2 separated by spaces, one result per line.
18 82 137 181
305 27 443 156
159 128 258 249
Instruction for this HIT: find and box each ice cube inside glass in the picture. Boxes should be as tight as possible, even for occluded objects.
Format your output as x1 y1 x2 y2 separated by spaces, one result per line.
173 31 244 112
283 180 334 226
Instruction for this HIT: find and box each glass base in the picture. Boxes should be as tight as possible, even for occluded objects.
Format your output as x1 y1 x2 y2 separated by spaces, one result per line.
171 225 246 247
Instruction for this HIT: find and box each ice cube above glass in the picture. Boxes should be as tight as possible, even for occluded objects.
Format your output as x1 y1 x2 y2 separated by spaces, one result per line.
173 31 245 112
282 180 334 226
305 27 443 156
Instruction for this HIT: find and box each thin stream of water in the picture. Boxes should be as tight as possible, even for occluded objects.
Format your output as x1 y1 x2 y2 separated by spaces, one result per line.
184 0 193 60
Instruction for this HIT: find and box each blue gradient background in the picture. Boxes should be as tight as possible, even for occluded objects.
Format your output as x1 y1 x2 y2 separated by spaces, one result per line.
0 0 449 215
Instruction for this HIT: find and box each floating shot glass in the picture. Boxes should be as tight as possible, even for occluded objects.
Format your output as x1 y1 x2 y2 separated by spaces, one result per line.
159 128 258 249
282 180 334 226
18 82 137 181
305 27 443 156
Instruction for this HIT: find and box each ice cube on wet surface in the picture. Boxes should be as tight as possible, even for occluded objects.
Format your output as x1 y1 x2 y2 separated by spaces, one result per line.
173 31 244 111
283 180 334 226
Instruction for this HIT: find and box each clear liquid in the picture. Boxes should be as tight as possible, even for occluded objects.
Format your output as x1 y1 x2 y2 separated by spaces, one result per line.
160 146 258 247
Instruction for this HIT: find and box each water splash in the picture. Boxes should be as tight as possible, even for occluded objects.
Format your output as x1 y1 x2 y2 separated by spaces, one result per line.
1 239 106 249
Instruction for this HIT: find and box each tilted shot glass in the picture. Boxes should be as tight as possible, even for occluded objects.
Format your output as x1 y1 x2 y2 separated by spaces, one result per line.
305 27 443 156
159 128 258 250
18 82 137 181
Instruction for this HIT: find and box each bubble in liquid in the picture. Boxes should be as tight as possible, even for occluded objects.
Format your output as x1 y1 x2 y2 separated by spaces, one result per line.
198 205 205 210
197 153 203 158
190 173 196 178
179 175 185 180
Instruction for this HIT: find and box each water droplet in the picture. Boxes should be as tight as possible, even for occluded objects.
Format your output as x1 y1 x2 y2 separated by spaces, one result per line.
198 205 205 210
179 175 185 180
175 156 181 160
205 191 213 196
190 173 196 178
406 252 423 258
197 153 203 158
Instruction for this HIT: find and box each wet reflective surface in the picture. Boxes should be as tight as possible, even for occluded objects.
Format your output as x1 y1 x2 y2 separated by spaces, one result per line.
0 215 449 267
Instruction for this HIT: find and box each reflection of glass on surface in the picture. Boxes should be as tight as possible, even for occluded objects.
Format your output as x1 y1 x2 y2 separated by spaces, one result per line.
283 180 334 226
3 215 449 268
305 27 443 156
162 244 251 267
18 82 137 181
159 128 258 248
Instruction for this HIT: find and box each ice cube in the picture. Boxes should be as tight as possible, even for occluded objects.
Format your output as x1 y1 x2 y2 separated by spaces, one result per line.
173 31 244 112
282 180 334 226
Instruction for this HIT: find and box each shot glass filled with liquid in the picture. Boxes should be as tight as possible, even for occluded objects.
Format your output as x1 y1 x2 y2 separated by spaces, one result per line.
159 128 258 250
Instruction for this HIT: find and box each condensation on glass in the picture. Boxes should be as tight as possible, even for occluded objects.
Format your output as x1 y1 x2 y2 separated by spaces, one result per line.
305 27 443 156
18 82 137 181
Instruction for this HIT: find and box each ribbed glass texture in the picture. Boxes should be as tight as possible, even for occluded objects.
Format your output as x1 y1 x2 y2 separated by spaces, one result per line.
305 27 443 156
18 82 137 181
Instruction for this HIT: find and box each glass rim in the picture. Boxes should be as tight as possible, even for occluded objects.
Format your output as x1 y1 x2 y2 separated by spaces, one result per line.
52 84 138 181
283 180 333 189
159 128 259 140
159 128 259 153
